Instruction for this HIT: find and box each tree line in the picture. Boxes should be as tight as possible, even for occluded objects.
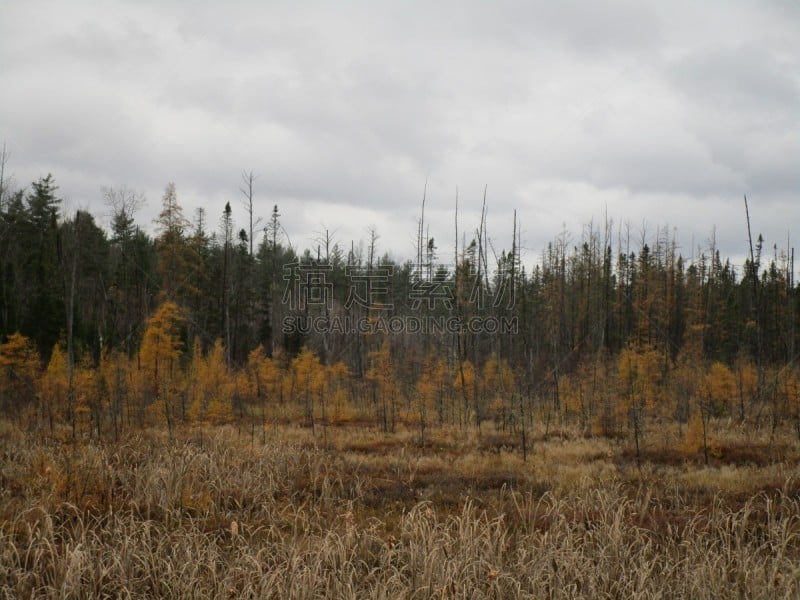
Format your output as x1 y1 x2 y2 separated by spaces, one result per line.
0 173 798 458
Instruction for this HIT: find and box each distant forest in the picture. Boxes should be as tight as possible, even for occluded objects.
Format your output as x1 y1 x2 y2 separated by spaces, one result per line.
1 173 798 451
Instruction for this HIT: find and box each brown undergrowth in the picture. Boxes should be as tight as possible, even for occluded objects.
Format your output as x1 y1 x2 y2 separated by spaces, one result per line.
2 420 800 598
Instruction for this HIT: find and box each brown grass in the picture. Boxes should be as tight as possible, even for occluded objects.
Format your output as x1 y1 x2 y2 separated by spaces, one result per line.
1 421 800 598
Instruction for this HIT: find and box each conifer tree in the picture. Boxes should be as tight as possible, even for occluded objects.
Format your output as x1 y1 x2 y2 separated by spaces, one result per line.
139 301 184 433
0 332 40 422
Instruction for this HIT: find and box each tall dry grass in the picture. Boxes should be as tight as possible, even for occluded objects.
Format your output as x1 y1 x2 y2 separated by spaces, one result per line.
2 423 800 598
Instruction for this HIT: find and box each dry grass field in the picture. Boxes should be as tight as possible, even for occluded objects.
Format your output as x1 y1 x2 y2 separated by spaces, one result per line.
2 420 800 598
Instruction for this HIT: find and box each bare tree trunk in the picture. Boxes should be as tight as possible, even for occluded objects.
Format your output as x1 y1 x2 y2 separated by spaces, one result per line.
240 171 261 257
222 203 232 366
700 398 710 467
0 142 8 212
64 212 81 442
744 196 765 410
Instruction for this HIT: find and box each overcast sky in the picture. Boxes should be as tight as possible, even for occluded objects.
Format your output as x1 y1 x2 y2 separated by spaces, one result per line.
1 1 798 275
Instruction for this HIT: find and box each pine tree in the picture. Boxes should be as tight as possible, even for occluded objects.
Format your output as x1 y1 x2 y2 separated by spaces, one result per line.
154 183 199 306
26 175 63 354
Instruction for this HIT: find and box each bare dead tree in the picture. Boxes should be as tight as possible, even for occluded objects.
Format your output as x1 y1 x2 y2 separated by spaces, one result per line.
453 187 471 429
0 142 9 212
103 186 145 233
240 171 262 256
313 227 338 265
417 179 427 281
744 195 766 415
314 226 338 363
221 202 233 366
61 211 81 442
367 226 379 271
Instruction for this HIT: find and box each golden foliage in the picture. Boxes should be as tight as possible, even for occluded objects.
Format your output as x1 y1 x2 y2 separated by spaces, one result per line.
139 301 185 428
40 344 69 419
702 362 736 416
616 346 664 432
617 346 662 398
326 361 353 424
681 409 705 453
0 332 40 380
139 302 184 371
0 333 41 411
453 360 475 393
188 339 234 425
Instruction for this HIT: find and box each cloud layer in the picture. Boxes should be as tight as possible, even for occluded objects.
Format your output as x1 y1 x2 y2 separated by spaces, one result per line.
1 0 798 272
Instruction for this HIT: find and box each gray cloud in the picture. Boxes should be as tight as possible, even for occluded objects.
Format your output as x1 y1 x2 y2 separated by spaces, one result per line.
0 0 797 274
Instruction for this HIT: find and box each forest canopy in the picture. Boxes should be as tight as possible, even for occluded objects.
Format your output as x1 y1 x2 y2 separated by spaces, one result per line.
0 175 797 446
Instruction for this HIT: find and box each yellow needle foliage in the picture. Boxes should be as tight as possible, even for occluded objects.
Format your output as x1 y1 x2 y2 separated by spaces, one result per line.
701 362 736 417
188 339 234 425
139 301 184 428
0 333 40 419
40 344 68 421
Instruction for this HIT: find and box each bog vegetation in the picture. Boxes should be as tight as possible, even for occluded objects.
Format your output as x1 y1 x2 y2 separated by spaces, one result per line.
1 172 799 596
3 424 800 598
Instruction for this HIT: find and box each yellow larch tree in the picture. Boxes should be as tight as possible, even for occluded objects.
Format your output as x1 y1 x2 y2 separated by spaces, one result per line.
483 354 515 431
733 356 757 422
483 354 504 428
702 362 736 417
40 343 69 431
453 359 476 428
560 373 582 428
617 345 662 465
681 408 706 455
413 357 437 444
0 332 41 424
185 337 204 424
188 339 234 426
434 357 453 426
139 301 184 433
74 353 101 437
366 339 397 432
98 349 131 440
256 348 285 426
291 346 324 434
243 345 264 409
670 357 697 442
326 361 352 424
685 361 736 464
126 347 150 428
